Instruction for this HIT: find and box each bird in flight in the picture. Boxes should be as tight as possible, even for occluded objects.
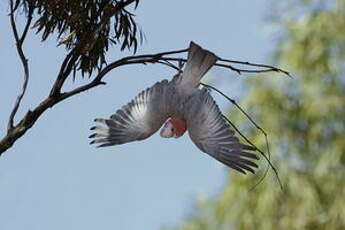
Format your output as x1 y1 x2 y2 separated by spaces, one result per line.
89 42 259 174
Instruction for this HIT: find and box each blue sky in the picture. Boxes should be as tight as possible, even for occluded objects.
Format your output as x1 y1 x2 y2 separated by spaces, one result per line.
0 1 271 229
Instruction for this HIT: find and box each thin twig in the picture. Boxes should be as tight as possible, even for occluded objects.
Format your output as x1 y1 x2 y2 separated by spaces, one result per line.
200 82 282 190
7 0 32 132
20 8 33 43
156 60 180 71
157 57 291 78
248 138 271 192
219 57 293 78
222 115 283 190
200 83 268 135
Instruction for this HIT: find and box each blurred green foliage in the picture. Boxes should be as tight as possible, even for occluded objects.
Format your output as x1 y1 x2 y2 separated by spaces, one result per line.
169 1 345 229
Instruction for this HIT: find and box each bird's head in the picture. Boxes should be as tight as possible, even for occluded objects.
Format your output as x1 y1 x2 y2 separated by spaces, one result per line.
160 118 187 138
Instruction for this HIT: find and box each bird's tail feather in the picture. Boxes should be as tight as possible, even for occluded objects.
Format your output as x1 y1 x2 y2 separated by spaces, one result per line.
180 42 218 89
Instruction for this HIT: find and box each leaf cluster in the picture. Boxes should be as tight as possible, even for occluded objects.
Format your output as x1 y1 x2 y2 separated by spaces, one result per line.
16 0 142 76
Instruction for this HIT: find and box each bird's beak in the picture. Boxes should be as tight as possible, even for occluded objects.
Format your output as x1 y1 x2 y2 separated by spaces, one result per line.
160 127 172 138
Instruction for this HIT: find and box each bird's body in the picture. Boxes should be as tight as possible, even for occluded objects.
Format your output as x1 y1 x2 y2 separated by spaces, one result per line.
90 42 259 174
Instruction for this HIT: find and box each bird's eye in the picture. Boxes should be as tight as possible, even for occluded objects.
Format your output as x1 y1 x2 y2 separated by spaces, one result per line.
170 128 175 132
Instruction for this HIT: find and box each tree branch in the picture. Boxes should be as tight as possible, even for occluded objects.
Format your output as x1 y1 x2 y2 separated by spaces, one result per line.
49 48 79 96
59 48 189 100
0 40 291 157
0 48 188 155
7 0 33 132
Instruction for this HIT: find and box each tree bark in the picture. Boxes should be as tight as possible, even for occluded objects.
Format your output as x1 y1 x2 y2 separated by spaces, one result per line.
0 97 57 155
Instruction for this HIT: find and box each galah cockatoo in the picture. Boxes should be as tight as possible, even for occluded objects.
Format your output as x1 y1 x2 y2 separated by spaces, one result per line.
90 42 259 174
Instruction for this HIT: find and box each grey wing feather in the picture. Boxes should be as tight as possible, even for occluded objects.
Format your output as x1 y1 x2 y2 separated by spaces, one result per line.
90 80 171 147
185 89 259 174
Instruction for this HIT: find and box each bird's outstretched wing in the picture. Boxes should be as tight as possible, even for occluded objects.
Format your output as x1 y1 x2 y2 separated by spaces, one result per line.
90 80 171 147
185 89 259 174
